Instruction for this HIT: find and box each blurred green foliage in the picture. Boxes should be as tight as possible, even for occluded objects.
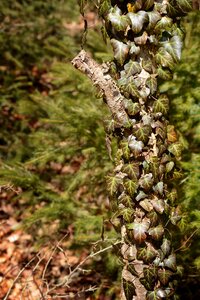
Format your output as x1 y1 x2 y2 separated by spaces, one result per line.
0 0 119 297
0 0 200 298
161 12 200 299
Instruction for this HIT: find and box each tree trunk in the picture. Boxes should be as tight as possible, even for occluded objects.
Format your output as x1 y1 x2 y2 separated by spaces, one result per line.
72 0 196 299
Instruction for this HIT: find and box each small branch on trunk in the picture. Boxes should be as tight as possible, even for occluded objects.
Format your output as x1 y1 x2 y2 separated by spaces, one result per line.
71 50 129 126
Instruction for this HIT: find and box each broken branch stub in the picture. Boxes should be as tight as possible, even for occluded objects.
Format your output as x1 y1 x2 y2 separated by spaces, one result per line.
72 50 129 126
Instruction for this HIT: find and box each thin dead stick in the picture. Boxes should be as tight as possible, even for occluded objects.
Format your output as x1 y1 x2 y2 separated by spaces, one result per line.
72 50 129 126
45 240 121 296
175 228 199 252
0 183 20 194
20 283 33 300
3 255 38 300
32 275 45 300
64 243 117 284
17 252 46 300
50 286 98 299
42 247 56 280
32 252 46 273
42 233 69 280
1 265 19 281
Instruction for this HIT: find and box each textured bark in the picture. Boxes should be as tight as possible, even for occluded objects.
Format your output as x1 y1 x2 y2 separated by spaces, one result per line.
72 50 129 126
73 0 196 299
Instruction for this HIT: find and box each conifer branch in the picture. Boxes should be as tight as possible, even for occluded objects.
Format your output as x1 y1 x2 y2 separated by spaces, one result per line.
72 50 129 126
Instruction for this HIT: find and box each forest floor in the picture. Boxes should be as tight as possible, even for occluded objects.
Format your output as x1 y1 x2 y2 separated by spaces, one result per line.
0 188 112 300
